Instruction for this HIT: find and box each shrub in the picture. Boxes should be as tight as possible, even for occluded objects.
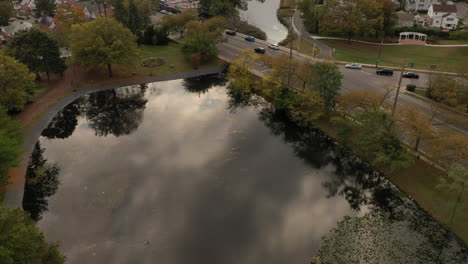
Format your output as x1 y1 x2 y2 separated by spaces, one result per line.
141 57 165 67
406 84 416 92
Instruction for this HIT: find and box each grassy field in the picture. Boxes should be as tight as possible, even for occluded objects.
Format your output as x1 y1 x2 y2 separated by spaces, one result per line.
432 39 468 45
313 115 468 244
77 42 224 90
322 39 468 74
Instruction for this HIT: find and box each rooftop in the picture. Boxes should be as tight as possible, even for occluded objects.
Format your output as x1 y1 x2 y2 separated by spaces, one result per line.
432 4 457 13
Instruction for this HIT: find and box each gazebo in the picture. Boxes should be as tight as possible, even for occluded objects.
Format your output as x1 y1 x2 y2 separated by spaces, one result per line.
399 32 427 45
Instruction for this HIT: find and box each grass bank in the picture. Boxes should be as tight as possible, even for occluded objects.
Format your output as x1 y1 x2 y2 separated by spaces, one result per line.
323 39 468 74
312 115 468 244
76 42 224 90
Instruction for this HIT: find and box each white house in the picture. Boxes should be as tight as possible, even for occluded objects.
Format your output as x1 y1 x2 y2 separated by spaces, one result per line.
404 0 439 12
427 4 459 29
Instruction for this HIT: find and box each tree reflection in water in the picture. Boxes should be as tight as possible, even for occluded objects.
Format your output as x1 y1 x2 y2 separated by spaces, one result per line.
42 99 82 140
227 88 468 263
22 142 60 221
82 86 148 137
183 74 229 96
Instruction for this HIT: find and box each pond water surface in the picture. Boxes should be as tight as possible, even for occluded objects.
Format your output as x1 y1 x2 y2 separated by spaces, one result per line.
240 0 288 43
23 76 467 264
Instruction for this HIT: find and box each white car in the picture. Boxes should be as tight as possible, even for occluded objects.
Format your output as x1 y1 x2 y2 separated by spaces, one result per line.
345 63 362 69
159 10 168 14
268 43 280 50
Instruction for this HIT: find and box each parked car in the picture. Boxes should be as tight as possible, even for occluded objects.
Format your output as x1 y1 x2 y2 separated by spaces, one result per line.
254 47 265 54
345 63 362 70
376 68 394 76
268 43 279 50
245 36 255 42
159 9 168 14
402 72 419 79
225 30 236 36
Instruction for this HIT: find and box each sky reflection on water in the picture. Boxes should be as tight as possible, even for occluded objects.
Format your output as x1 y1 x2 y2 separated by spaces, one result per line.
26 77 467 264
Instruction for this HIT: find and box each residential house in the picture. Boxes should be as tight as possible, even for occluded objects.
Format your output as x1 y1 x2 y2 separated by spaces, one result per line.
427 3 459 29
404 0 439 12
75 1 113 21
0 19 33 44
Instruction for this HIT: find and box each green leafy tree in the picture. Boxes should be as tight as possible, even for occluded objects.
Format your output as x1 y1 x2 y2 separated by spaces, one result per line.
112 0 128 24
34 0 56 18
0 107 22 191
198 0 247 18
182 17 226 66
0 52 36 112
0 0 13 26
0 206 66 264
355 110 412 172
70 18 139 77
313 62 342 111
8 28 67 80
127 0 143 35
162 9 198 38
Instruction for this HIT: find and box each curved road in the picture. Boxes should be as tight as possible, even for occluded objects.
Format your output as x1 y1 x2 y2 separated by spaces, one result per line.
218 34 468 138
291 10 332 59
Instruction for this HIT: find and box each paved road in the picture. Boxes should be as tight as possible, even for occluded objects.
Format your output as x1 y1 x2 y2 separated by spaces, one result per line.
218 35 468 138
292 9 332 59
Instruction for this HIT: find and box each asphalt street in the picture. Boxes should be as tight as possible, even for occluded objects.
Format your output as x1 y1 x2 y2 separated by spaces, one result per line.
218 34 468 138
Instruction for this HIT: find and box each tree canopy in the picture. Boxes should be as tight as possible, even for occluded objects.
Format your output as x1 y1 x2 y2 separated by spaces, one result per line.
320 0 397 41
0 52 35 112
70 18 139 77
182 16 227 66
0 206 65 264
198 0 248 18
34 0 56 18
54 3 86 47
162 9 198 39
8 28 67 80
0 0 13 26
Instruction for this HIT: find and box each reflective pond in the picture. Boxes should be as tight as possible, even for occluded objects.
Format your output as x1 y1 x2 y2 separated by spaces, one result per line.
240 0 288 43
24 76 467 264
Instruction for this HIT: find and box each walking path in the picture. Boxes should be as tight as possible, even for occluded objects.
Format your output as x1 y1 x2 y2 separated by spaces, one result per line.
5 65 226 208
291 10 332 59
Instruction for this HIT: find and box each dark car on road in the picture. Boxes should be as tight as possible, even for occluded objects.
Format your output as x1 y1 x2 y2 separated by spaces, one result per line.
402 72 419 79
376 68 394 76
254 47 265 54
245 36 255 42
226 30 236 36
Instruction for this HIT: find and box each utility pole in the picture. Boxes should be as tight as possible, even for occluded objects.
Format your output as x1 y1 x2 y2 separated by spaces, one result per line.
375 39 383 69
392 65 405 116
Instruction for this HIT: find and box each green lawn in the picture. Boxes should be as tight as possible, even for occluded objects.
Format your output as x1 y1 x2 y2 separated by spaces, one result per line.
433 39 468 45
322 39 468 74
78 42 224 90
298 38 319 57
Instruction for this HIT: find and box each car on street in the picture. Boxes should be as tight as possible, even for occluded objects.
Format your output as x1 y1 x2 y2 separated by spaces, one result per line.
245 36 255 42
254 47 265 54
402 72 419 79
376 68 394 76
225 30 236 36
159 9 168 14
345 63 362 70
268 43 279 50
